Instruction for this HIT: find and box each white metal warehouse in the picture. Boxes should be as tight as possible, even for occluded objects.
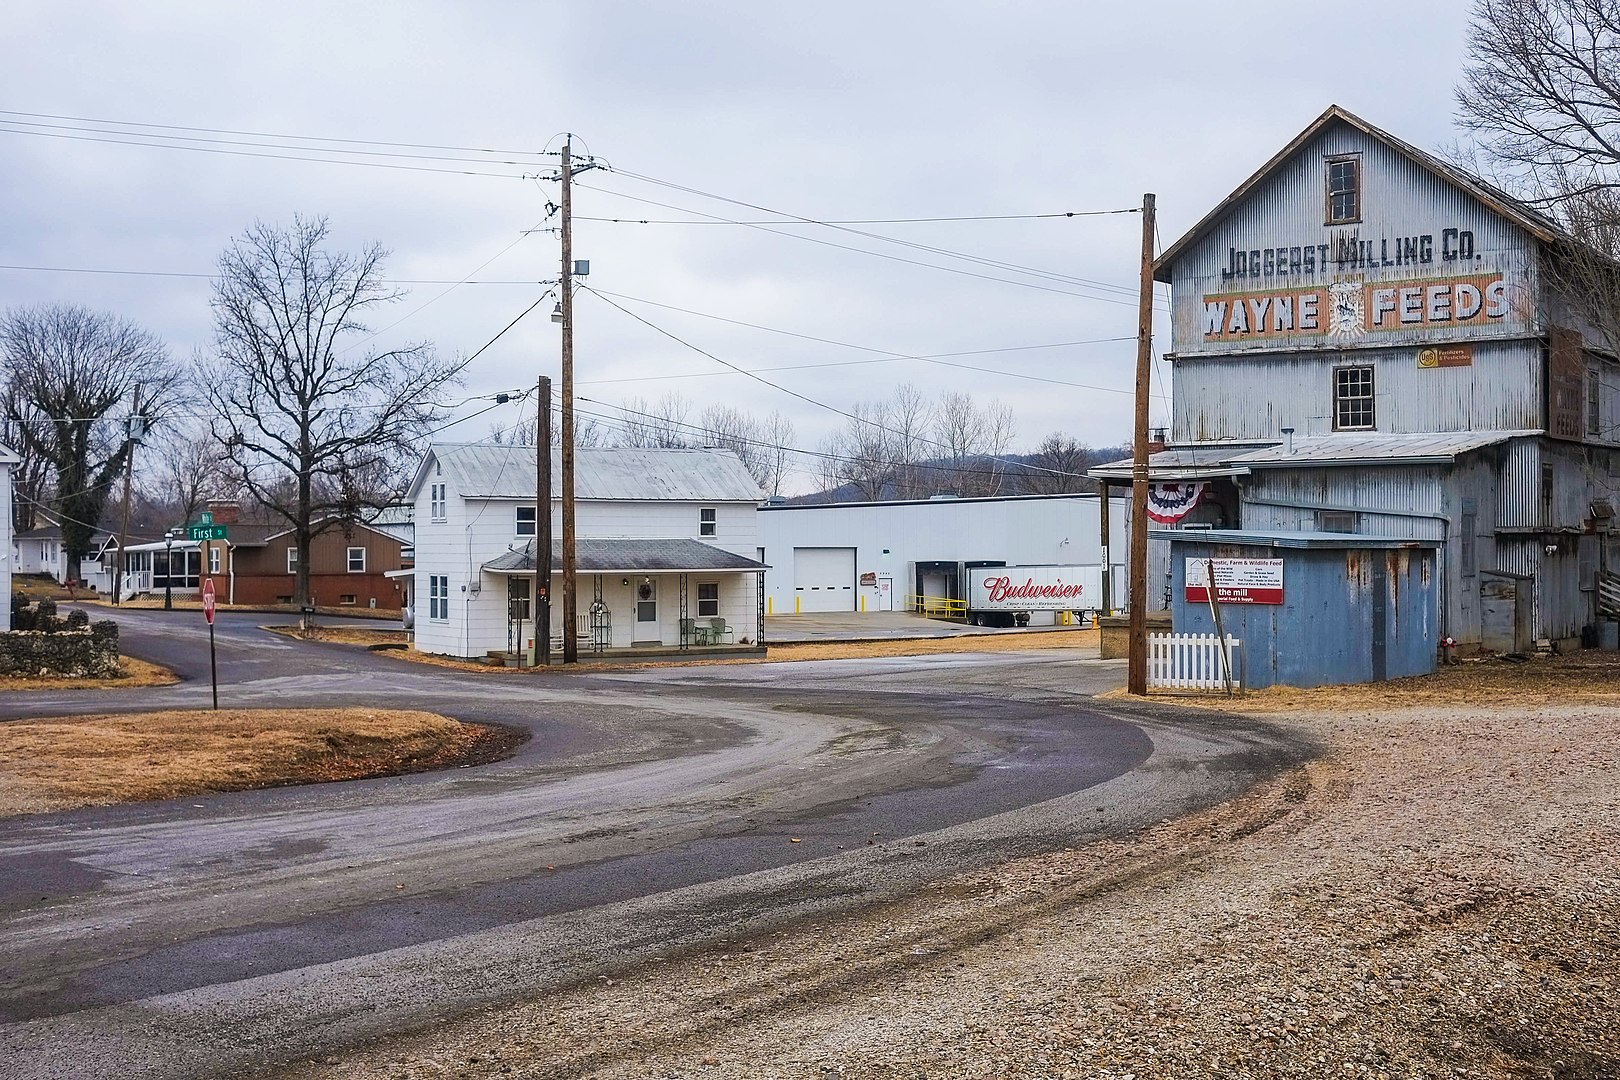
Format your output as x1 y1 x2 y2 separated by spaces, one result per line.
758 493 1129 619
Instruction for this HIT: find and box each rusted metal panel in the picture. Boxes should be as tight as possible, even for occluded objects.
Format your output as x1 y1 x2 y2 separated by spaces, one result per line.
1167 121 1539 359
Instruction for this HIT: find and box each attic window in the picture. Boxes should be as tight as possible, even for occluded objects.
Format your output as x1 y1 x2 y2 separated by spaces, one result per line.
1325 155 1361 224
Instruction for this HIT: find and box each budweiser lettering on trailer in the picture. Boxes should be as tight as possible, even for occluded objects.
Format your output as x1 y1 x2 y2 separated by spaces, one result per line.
1184 557 1284 605
967 564 1104 613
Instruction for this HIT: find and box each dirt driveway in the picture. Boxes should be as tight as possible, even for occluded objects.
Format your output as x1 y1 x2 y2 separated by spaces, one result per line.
281 655 1620 1080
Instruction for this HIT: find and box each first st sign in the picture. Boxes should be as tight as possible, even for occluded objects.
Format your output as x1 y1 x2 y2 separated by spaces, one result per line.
188 524 227 541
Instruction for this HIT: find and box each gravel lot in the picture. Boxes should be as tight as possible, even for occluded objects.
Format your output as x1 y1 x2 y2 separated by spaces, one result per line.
275 658 1619 1080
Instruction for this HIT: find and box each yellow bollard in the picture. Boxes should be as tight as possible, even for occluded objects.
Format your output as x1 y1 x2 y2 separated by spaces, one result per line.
795 595 801 615
860 595 866 613
767 596 773 615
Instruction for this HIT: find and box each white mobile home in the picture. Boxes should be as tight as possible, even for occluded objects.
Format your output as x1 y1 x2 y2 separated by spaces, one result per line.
408 443 767 660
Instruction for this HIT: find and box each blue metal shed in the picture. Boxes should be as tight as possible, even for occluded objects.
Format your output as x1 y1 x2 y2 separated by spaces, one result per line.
1156 529 1440 689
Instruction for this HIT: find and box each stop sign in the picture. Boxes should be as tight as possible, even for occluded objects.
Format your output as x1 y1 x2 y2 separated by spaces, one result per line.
202 578 217 625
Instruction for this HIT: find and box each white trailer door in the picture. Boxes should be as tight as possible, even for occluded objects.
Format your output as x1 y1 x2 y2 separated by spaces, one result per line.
793 547 856 612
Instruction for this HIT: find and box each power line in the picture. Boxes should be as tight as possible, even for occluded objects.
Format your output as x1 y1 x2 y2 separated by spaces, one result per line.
594 167 1152 300
578 210 1125 226
580 288 1154 397
581 286 1092 478
0 262 552 285
576 181 1163 309
0 124 537 179
0 109 563 159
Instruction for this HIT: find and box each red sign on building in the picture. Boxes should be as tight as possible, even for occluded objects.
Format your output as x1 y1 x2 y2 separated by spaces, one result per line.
1184 558 1284 605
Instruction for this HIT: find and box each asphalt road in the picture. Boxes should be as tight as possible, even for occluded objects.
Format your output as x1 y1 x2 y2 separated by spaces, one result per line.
0 608 1313 1080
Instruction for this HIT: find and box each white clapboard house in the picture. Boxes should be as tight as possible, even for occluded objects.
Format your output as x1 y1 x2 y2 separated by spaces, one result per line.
407 443 767 660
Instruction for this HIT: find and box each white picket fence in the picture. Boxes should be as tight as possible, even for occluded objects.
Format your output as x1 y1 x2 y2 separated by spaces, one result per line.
1147 632 1240 691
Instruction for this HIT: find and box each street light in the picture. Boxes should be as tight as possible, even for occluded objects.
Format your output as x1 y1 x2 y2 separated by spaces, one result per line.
163 529 176 611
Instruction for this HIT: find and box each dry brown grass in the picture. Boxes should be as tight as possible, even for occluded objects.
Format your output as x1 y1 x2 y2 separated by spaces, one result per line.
0 707 514 816
265 626 412 647
372 628 1101 674
0 656 179 692
91 598 403 618
1108 648 1620 713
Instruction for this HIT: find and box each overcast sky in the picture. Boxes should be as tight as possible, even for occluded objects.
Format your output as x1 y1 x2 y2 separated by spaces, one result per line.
3 1 1474 492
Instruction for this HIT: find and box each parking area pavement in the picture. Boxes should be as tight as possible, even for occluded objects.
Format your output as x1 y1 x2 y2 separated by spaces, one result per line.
764 610 1090 643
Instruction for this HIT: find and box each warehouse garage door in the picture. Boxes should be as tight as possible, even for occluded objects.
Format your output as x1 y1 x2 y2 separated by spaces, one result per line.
793 547 856 612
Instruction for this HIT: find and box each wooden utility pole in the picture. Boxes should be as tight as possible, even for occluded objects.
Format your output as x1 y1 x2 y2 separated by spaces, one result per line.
1127 193 1156 695
111 386 142 607
560 138 578 664
537 375 553 666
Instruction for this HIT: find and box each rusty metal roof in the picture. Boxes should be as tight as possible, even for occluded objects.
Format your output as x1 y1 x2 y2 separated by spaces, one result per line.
1233 430 1541 468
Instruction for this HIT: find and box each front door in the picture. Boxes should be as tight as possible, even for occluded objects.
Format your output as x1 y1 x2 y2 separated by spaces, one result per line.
877 574 893 611
634 578 659 643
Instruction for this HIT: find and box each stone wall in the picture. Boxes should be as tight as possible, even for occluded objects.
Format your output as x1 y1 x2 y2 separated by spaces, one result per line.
0 601 121 677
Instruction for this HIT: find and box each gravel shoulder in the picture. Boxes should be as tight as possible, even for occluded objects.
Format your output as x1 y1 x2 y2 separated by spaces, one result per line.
274 656 1620 1080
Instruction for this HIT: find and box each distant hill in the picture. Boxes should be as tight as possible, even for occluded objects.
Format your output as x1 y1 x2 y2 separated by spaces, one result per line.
783 445 1130 505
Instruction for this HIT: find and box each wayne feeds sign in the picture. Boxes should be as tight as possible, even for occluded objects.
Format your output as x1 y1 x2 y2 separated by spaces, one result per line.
1184 558 1284 605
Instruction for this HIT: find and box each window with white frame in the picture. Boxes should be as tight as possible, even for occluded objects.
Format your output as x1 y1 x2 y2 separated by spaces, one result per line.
699 507 717 536
430 482 447 521
287 547 299 574
1325 155 1361 224
1333 366 1375 430
516 505 536 537
208 546 221 574
347 546 366 573
697 582 719 617
429 574 449 620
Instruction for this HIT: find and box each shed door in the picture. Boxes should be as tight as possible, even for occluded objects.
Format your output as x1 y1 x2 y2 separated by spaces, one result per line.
793 547 855 612
1481 575 1526 654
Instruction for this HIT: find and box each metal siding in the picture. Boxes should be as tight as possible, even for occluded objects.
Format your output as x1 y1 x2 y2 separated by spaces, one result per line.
1171 539 1436 688
1169 124 1539 358
1172 339 1543 442
1497 440 1541 527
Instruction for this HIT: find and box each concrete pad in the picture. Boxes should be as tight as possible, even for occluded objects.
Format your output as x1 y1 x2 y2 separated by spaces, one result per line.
764 611 1072 643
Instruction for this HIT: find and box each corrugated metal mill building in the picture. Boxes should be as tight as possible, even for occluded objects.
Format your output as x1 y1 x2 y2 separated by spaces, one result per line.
1096 104 1620 652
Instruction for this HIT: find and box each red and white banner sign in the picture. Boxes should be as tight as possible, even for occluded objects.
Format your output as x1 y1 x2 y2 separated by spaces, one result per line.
1147 481 1208 524
1184 557 1283 605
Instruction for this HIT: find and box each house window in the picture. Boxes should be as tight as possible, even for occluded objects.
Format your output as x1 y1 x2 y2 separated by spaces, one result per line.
1590 368 1602 436
1333 366 1375 430
287 547 299 574
339 594 357 606
1325 155 1361 224
430 483 447 521
347 547 366 573
516 506 536 537
697 582 719 617
208 547 221 574
429 574 449 621
699 507 717 536
1316 510 1358 533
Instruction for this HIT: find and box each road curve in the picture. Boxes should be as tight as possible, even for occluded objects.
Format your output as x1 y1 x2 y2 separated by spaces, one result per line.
0 608 1313 1080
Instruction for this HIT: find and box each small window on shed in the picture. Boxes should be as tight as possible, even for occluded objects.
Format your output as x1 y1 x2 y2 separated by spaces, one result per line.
1325 155 1361 224
1316 510 1358 533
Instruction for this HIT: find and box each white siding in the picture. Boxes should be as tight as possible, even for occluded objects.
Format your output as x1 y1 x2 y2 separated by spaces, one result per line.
759 495 1128 613
0 461 11 630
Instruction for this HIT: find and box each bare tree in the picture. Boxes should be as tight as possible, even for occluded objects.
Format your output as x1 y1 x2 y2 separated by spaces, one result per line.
615 391 695 448
0 394 53 532
0 304 175 572
817 400 895 501
139 421 233 528
758 410 796 497
933 391 1016 496
1457 0 1620 199
1019 432 1097 494
205 215 465 607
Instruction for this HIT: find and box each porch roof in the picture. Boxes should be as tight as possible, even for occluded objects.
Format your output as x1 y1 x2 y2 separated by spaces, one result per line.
482 538 768 575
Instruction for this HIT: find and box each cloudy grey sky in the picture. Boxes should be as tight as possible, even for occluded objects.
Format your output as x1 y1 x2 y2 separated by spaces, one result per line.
3 1 1473 492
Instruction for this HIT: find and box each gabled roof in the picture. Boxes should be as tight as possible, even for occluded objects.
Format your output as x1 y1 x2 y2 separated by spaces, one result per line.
1153 104 1564 283
409 444 764 504
0 443 19 466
